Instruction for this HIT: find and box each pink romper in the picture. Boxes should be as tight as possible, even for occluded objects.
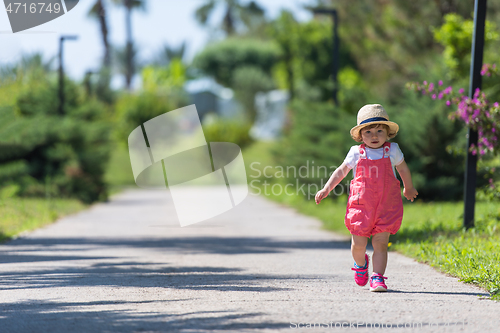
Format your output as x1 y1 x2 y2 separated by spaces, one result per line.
344 142 403 237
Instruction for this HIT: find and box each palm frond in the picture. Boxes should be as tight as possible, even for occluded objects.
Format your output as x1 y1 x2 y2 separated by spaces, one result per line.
195 0 216 25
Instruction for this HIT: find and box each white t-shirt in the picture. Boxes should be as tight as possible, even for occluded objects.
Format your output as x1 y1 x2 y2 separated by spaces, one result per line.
343 143 404 178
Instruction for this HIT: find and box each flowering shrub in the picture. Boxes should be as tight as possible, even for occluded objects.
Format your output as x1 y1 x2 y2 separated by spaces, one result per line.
406 64 500 157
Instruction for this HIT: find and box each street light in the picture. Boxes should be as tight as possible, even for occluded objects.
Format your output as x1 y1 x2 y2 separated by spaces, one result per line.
59 35 78 115
312 8 339 105
463 0 487 229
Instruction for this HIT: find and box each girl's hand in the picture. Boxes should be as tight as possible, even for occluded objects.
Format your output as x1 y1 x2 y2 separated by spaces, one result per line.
403 187 418 202
315 188 329 204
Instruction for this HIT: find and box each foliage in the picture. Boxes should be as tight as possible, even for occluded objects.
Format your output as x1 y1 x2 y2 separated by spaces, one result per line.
391 89 467 200
202 117 253 149
193 38 281 88
409 80 500 157
193 38 280 122
153 42 187 66
194 0 266 36
433 13 499 79
114 63 189 145
0 71 112 203
268 10 358 104
319 0 479 101
274 100 355 199
232 66 275 122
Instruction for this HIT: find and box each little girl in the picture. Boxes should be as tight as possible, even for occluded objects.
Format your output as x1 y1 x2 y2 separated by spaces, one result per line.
315 104 418 292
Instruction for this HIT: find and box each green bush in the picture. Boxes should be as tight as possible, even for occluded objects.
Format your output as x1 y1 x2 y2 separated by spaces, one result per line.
202 119 253 149
113 64 189 146
391 89 467 201
114 91 179 145
0 78 112 203
274 100 355 198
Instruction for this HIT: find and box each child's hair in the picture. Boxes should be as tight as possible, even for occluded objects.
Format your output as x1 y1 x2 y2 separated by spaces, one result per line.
352 123 397 142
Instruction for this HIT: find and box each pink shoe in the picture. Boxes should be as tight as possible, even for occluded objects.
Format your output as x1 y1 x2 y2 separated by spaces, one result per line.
351 253 369 286
370 273 388 292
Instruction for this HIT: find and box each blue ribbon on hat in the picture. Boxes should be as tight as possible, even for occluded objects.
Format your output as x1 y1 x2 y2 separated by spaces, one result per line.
360 117 388 125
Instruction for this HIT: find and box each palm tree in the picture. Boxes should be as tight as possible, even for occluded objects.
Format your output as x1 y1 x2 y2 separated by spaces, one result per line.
154 42 187 66
195 0 265 36
111 0 146 90
88 0 110 68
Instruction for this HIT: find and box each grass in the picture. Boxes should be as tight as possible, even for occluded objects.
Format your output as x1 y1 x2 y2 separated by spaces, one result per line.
104 143 136 195
0 142 137 243
0 143 134 243
0 197 86 243
242 140 500 300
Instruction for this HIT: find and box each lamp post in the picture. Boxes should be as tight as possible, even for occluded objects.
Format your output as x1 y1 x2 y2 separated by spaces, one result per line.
58 35 78 115
464 0 487 229
312 8 339 105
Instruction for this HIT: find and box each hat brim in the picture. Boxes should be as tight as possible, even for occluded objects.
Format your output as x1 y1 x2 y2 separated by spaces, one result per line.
350 121 399 142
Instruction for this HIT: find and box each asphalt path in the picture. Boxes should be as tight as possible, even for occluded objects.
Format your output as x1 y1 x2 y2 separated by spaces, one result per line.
0 189 498 332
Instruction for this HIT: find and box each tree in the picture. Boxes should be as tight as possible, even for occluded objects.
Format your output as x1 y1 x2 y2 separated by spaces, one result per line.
193 38 280 122
0 61 112 203
195 0 265 36
269 10 358 105
88 0 111 67
111 0 146 90
87 0 115 103
153 42 187 67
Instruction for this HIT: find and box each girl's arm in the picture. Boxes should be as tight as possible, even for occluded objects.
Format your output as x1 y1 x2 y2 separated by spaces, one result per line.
315 162 351 204
395 160 418 202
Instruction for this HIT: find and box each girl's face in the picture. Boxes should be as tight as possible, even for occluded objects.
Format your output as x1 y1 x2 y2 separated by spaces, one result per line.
361 125 388 149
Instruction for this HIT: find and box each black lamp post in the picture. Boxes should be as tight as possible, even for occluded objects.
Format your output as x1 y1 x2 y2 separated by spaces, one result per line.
464 0 487 229
58 35 78 115
312 8 339 105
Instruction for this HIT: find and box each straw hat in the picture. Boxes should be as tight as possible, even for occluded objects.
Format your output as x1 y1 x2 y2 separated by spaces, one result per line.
350 104 399 142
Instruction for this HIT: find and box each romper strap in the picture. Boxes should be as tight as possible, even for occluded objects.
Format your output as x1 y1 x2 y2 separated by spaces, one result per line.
383 142 391 158
359 144 367 159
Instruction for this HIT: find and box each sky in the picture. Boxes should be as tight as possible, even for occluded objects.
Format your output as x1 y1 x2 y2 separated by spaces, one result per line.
0 0 314 86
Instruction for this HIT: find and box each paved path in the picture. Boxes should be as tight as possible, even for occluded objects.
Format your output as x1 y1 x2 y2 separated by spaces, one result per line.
0 189 498 332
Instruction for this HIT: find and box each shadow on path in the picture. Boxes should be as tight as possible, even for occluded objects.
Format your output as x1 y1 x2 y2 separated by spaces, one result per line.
0 299 289 332
0 236 347 331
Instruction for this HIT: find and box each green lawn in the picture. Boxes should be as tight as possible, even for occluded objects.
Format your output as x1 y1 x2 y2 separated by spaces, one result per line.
242 141 500 300
104 143 136 194
0 197 85 243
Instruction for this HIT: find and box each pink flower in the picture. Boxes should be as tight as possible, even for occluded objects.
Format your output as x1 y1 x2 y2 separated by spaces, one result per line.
423 81 427 85
459 88 465 94
474 88 481 98
494 102 499 108
428 83 434 92
438 80 443 86
432 94 437 99
446 100 451 106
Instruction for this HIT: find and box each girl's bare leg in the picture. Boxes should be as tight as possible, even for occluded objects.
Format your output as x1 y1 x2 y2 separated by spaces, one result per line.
351 234 368 266
371 232 390 274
